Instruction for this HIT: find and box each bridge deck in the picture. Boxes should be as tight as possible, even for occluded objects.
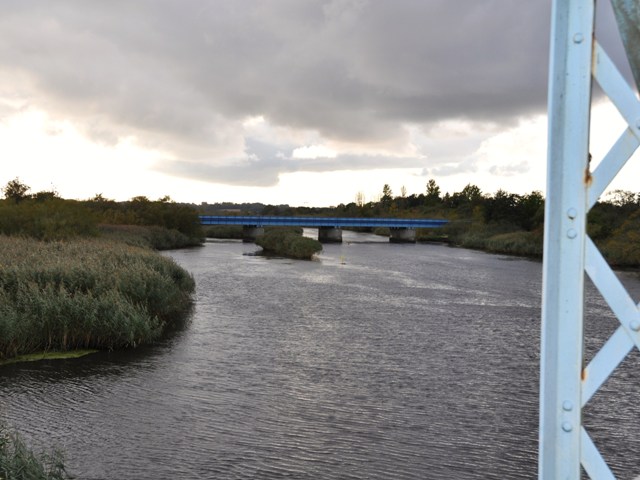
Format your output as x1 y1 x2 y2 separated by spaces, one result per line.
199 215 447 228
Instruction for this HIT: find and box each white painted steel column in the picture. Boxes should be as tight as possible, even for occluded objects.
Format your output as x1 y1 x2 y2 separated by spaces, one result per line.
539 0 594 478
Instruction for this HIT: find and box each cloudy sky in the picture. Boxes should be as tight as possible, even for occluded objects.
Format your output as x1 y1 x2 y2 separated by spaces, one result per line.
0 0 637 206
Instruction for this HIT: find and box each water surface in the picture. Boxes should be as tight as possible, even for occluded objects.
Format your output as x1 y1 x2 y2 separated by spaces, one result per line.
1 231 640 479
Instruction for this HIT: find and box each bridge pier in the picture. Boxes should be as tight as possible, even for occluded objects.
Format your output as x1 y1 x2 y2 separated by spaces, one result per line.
389 228 416 243
318 227 342 243
242 225 264 243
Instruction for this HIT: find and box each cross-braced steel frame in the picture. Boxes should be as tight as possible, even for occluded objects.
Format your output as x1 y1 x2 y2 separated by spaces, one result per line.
540 1 640 478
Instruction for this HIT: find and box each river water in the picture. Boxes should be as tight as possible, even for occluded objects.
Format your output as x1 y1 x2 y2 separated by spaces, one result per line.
2 230 640 479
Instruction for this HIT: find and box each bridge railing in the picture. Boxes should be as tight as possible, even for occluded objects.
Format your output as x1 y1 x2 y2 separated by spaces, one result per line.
199 215 448 229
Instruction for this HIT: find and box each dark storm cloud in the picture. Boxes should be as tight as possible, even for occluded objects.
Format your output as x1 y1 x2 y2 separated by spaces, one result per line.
0 0 628 183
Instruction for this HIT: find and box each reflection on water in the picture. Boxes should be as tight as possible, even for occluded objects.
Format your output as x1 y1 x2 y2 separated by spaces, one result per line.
1 230 640 479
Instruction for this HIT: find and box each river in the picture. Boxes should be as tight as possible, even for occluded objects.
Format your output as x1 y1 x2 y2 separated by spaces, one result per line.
1 230 640 479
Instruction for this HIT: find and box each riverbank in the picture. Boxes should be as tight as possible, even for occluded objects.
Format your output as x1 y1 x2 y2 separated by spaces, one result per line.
0 235 195 362
368 224 543 258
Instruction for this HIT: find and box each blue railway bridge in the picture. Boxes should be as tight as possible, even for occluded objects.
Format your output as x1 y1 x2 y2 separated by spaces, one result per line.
199 215 448 243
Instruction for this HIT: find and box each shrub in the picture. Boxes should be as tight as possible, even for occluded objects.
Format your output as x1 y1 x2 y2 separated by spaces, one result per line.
484 230 543 257
204 225 244 239
255 228 322 259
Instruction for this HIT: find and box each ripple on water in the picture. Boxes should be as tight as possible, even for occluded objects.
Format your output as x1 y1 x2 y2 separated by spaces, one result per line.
1 239 639 479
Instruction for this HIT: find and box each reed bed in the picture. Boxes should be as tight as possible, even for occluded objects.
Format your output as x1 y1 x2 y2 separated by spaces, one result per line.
0 236 194 361
0 423 69 480
99 224 203 250
255 228 322 259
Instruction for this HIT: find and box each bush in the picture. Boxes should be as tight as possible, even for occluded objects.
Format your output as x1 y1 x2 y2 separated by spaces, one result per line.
0 199 98 240
484 230 543 257
204 225 244 239
600 210 640 266
255 228 322 259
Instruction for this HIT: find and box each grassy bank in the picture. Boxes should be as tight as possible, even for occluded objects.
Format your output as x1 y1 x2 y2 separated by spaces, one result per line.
0 423 69 480
100 224 202 249
441 222 543 258
255 228 322 259
0 236 194 361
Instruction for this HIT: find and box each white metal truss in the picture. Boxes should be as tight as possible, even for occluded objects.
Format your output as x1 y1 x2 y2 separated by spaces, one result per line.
540 1 640 479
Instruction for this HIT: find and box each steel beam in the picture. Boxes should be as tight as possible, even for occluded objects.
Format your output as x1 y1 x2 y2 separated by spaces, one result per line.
539 0 594 478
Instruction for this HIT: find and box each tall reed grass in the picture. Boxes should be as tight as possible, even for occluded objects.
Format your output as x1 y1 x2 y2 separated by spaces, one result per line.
99 224 203 250
204 225 244 239
0 423 69 480
0 236 194 360
255 228 322 259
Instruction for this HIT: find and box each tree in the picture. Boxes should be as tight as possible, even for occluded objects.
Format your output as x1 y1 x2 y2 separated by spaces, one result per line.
90 193 112 202
381 184 393 208
483 189 520 225
425 179 441 205
3 178 30 203
460 184 483 204
32 189 60 202
355 191 365 208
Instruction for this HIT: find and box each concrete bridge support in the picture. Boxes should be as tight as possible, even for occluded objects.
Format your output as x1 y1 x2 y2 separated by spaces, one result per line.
242 225 264 243
389 228 416 243
318 227 343 243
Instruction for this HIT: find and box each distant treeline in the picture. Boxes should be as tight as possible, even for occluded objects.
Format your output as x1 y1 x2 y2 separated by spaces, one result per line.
197 180 640 267
0 178 203 247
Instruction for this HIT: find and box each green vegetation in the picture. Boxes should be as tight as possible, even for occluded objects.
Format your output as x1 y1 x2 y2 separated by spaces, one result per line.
0 423 70 480
0 349 98 367
99 224 201 250
84 194 203 243
204 225 244 239
0 178 203 247
0 236 194 361
0 179 200 363
200 180 640 267
255 228 322 259
0 180 202 474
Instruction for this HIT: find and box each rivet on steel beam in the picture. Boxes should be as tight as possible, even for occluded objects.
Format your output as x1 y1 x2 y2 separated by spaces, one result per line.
573 33 584 44
630 320 640 332
562 400 574 411
562 421 573 432
567 208 577 219
567 228 577 239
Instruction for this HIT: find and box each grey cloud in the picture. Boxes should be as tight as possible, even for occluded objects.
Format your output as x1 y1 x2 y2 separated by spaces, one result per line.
422 156 478 177
0 0 629 184
159 136 426 186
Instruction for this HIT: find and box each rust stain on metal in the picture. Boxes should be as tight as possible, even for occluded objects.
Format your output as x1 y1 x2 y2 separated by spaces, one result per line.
584 153 593 186
581 368 588 382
